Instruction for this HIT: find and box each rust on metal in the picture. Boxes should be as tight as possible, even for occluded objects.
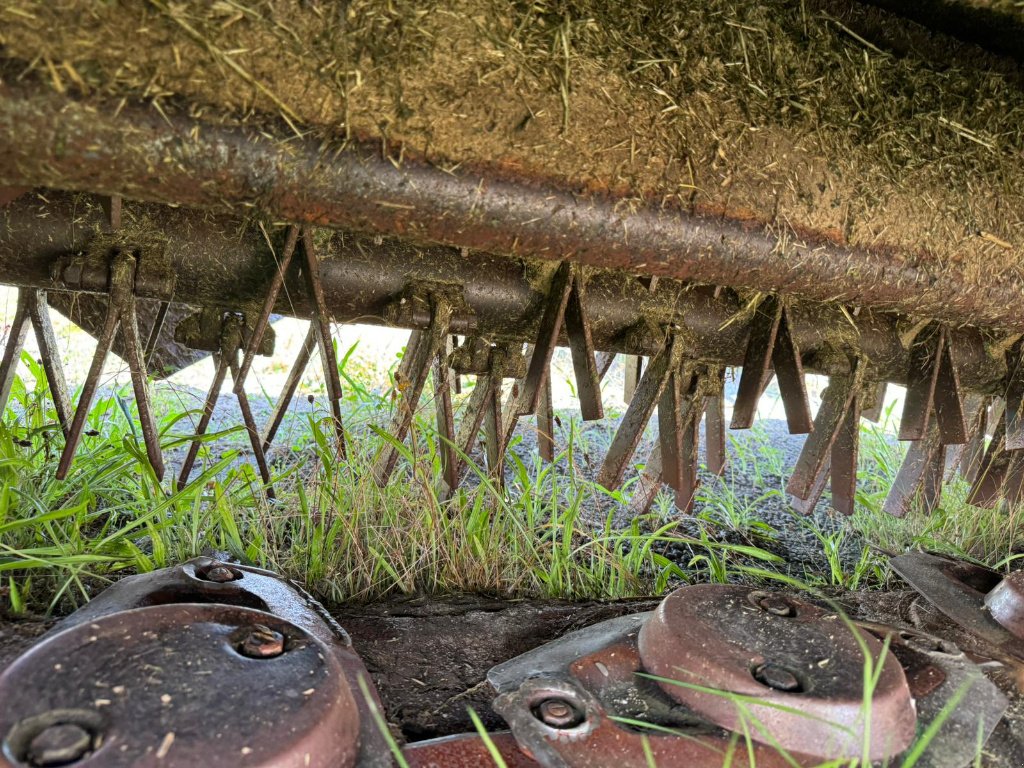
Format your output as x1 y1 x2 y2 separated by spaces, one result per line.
175 311 276 496
597 331 682 491
235 224 301 394
1 193 1011 393
5 83 1024 332
884 420 946 517
890 552 1024 659
730 296 811 434
0 289 72 438
374 291 454 484
403 733 539 767
899 326 967 444
637 584 916 760
985 571 1024 640
786 365 864 514
0 603 361 768
54 251 164 481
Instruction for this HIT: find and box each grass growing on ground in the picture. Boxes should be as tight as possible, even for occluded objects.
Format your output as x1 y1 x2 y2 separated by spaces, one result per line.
2 348 776 613
4 345 1024 614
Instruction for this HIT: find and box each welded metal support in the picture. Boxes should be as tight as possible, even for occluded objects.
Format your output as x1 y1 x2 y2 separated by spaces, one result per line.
0 289 72 437
55 252 164 481
731 296 811 434
0 193 1012 394
5 80 1024 333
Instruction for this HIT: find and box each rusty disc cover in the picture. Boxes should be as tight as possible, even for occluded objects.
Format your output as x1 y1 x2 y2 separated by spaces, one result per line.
637 585 916 760
0 604 360 768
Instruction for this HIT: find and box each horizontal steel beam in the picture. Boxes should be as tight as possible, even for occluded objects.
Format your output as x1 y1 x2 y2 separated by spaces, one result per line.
2 77 1024 333
0 191 1008 393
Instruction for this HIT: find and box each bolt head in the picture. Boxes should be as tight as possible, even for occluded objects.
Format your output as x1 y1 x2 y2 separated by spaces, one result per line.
753 662 802 692
757 595 795 617
200 563 240 583
536 698 583 729
238 625 285 659
27 723 93 766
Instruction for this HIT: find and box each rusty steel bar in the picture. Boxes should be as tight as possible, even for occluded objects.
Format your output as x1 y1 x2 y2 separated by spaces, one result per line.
3 82 1024 333
0 192 1011 395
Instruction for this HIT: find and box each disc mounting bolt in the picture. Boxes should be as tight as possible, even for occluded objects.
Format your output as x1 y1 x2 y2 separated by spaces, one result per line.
238 625 285 659
535 698 584 728
27 723 94 766
753 662 802 692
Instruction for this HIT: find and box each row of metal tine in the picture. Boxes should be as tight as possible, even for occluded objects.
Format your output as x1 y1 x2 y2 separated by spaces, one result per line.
3 220 1024 517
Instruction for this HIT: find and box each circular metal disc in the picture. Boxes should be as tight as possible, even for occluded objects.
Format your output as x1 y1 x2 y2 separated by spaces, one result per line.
0 604 359 768
637 585 916 761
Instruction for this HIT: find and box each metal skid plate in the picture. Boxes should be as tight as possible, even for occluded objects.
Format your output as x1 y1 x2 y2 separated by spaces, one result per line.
489 584 1005 768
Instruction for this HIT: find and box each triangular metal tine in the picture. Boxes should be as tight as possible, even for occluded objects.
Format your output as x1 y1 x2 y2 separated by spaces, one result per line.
375 298 453 484
597 331 681 491
302 229 346 454
118 279 165 480
518 262 573 416
25 290 73 438
262 324 316 453
235 225 300 394
0 290 33 415
564 264 604 421
177 352 231 491
433 334 458 491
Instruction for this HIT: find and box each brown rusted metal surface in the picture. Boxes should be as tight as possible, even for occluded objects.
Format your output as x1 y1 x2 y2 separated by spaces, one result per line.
0 289 71 438
11 557 393 767
403 733 539 768
890 552 1024 659
3 82 1024 333
0 192 1010 393
489 584 992 767
637 585 916 760
985 571 1024 640
730 297 811 434
0 603 361 768
53 251 164 481
786 367 863 511
490 612 809 768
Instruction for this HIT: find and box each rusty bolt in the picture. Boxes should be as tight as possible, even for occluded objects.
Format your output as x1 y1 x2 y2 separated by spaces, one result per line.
753 663 802 692
238 625 285 659
756 595 794 617
535 698 583 729
200 563 240 583
27 723 93 766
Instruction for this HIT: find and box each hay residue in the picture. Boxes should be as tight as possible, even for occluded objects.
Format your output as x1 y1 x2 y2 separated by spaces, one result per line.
2 0 1023 287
